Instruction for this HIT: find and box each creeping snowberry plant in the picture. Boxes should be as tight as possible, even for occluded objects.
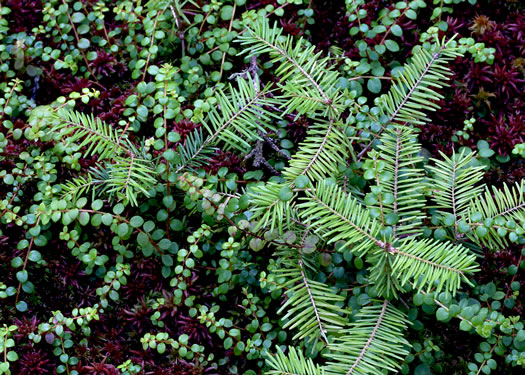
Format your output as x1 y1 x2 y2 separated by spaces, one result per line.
1 1 524 375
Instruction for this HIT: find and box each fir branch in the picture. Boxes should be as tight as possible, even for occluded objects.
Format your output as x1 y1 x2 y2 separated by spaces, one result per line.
299 181 383 254
298 259 329 344
174 128 217 174
52 109 130 159
266 346 325 375
466 181 525 249
325 303 410 375
250 33 332 107
346 300 389 375
392 128 401 237
238 18 343 117
357 38 461 160
276 255 349 343
427 150 485 218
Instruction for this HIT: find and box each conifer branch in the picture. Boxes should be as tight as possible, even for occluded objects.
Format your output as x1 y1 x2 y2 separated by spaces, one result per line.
298 259 329 344
346 300 389 375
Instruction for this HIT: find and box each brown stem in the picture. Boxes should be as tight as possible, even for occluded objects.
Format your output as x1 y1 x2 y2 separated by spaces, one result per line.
61 0 99 81
475 340 498 375
142 11 163 82
378 7 409 46
170 4 186 57
346 300 389 374
15 218 39 304
163 81 171 240
373 156 386 226
219 3 236 80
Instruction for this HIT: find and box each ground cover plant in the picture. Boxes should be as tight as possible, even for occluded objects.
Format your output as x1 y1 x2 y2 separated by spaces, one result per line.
0 1 524 374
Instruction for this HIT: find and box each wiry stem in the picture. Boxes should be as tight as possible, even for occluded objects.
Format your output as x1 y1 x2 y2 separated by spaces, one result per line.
357 47 447 160
450 159 458 239
311 195 380 245
384 243 464 274
476 342 498 375
373 156 386 226
392 128 401 238
298 260 329 344
122 153 135 198
142 11 163 81
346 300 389 375
499 202 525 217
170 4 186 57
299 117 335 178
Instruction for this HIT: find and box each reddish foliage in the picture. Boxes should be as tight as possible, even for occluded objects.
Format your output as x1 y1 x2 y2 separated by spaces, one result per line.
204 150 246 175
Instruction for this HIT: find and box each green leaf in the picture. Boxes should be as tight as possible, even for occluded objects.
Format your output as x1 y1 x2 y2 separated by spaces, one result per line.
76 197 87 208
137 232 150 247
415 364 431 375
113 203 124 215
479 148 495 158
476 226 488 238
28 251 42 262
78 38 90 49
16 270 28 283
385 213 399 225
168 132 181 143
92 200 103 210
443 213 455 226
249 238 264 252
4 174 14 184
434 228 447 240
460 320 472 331
137 105 149 120
78 24 90 35
406 9 417 19
16 300 28 312
458 220 470 233
71 12 85 23
6 351 18 361
436 307 449 321
385 39 400 52
224 337 233 350
295 175 310 189
130 216 144 228
108 290 119 301
163 149 176 162
375 44 386 54
367 78 382 93
11 256 23 268
162 255 174 266
117 223 129 237
279 186 293 201
101 213 113 226
221 5 234 20
78 211 90 226
391 24 403 37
